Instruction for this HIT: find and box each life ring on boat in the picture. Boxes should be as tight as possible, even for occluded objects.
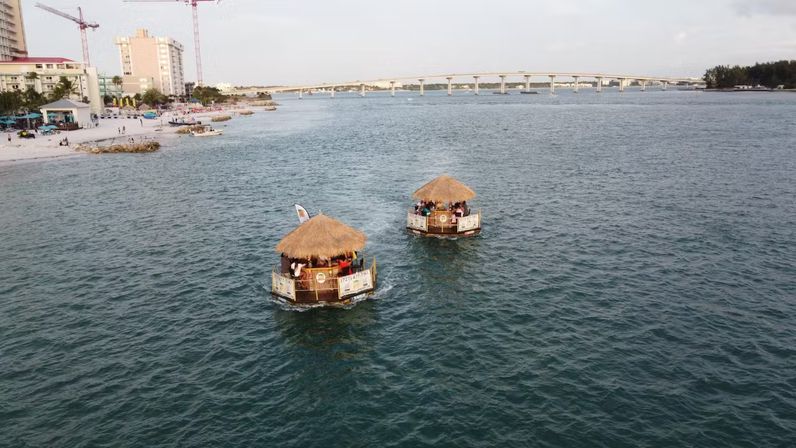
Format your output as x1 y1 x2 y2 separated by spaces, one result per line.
439 214 448 223
315 272 326 284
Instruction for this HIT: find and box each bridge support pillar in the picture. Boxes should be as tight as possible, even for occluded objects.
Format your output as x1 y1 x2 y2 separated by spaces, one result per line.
640 80 647 92
662 81 668 91
618 78 625 92
390 81 396 97
330 88 335 99
596 77 603 93
447 77 453 96
298 89 303 99
499 75 506 94
419 79 424 96
549 75 556 94
474 76 480 95
524 75 531 93
360 83 365 97
573 76 579 93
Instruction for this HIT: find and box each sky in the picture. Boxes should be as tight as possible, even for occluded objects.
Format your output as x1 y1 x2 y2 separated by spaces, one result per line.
21 0 796 86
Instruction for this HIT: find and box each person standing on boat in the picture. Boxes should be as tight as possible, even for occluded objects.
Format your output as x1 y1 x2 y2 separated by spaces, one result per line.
290 261 306 278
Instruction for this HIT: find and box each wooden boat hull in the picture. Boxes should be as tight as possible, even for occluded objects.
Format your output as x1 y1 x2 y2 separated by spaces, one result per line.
407 227 481 238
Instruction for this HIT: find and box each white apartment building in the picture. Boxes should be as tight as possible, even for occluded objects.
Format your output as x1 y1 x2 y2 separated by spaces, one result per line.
115 29 185 96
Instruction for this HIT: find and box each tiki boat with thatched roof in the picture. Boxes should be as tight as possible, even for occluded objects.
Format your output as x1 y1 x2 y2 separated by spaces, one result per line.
271 214 377 306
406 175 482 237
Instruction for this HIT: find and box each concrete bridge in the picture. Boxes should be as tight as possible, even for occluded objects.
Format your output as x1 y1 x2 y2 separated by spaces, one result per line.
234 71 704 97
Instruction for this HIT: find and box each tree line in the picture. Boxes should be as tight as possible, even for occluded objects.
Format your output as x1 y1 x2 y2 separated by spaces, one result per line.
703 60 796 89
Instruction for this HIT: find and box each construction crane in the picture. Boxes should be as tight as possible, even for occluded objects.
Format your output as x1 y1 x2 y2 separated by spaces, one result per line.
123 0 221 86
35 3 99 67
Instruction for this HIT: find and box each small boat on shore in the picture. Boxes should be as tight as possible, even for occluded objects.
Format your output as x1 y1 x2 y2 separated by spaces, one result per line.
271 213 377 306
168 119 200 126
190 125 222 137
520 91 539 94
406 175 481 238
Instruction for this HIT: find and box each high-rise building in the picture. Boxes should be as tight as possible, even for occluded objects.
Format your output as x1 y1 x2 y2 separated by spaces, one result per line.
115 29 185 96
0 0 28 61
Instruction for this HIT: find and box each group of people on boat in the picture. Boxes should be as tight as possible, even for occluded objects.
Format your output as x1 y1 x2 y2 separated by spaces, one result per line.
281 252 363 283
414 200 470 219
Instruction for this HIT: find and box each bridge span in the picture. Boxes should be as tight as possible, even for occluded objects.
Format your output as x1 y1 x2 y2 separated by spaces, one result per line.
234 71 703 97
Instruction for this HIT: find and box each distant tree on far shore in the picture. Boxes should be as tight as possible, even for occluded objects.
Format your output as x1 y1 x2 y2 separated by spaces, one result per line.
192 86 227 105
704 60 796 89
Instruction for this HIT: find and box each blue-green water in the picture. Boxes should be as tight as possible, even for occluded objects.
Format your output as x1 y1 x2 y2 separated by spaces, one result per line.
1 90 795 447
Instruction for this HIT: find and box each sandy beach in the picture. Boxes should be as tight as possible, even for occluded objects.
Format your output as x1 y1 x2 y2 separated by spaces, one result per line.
0 108 255 164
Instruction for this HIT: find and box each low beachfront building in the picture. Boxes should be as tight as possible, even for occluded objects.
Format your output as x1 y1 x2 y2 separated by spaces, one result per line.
0 57 102 114
40 99 92 129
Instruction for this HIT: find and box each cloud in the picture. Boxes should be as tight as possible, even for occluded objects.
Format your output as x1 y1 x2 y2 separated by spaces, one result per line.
734 0 796 16
674 31 688 44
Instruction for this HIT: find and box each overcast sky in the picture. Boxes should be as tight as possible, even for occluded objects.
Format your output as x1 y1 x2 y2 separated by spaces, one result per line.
22 0 796 86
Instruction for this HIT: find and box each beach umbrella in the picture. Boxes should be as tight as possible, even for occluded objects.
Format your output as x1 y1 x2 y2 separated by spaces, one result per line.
28 113 42 119
275 214 366 260
412 175 476 203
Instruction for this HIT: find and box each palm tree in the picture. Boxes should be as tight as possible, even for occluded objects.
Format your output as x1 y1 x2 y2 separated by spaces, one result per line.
112 76 123 98
50 76 78 101
25 71 38 82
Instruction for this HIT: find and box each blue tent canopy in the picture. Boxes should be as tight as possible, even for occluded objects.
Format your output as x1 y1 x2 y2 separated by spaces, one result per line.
38 125 57 131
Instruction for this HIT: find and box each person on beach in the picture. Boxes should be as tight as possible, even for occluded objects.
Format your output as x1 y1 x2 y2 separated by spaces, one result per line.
7 133 10 143
122 126 126 134
117 127 120 135
140 118 143 126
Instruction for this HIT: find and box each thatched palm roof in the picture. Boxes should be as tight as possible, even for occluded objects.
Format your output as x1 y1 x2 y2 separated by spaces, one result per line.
276 214 366 259
412 175 476 202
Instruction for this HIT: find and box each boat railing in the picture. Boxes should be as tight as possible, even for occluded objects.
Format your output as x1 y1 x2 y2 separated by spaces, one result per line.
406 209 481 233
271 257 377 302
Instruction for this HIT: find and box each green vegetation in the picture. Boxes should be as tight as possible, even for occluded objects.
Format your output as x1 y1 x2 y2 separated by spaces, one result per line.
23 87 47 110
0 88 48 116
142 88 168 107
191 86 227 105
0 91 23 116
50 76 78 101
703 60 796 89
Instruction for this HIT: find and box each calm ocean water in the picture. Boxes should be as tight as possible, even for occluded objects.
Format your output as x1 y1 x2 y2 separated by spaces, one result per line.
1 90 795 447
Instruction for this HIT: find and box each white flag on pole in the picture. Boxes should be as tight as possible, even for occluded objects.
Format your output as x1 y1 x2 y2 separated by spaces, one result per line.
294 204 311 224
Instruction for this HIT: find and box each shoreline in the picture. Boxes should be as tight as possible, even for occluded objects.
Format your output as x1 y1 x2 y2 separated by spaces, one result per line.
0 107 262 165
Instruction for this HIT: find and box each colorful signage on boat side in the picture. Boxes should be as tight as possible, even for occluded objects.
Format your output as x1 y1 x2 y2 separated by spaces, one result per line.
457 213 480 232
406 213 428 232
337 269 373 298
272 272 296 300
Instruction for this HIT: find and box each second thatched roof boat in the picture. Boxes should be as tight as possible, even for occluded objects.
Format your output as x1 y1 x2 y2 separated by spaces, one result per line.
271 214 377 306
406 175 482 237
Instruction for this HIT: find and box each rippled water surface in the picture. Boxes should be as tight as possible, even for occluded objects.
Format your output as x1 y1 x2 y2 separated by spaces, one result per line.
1 91 795 447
